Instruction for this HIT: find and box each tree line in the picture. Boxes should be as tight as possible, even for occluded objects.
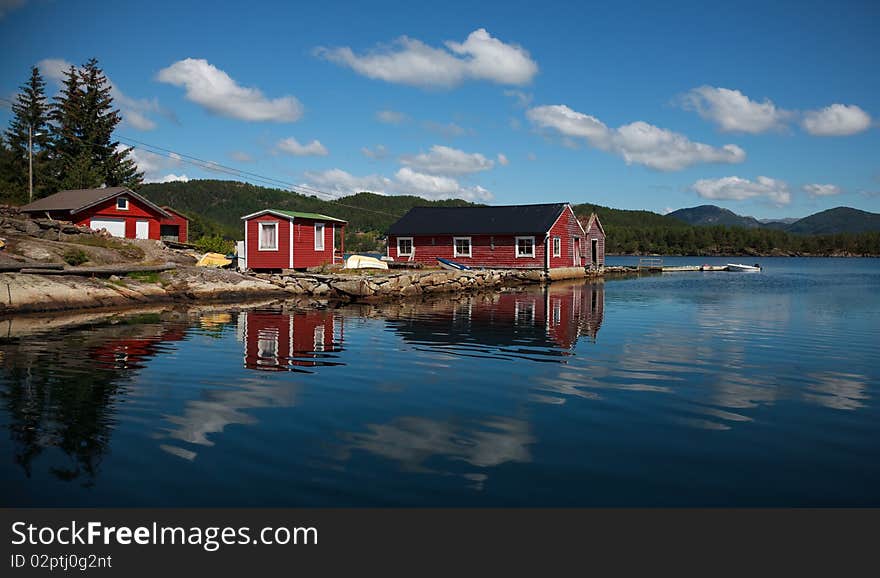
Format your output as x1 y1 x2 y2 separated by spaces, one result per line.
0 59 143 204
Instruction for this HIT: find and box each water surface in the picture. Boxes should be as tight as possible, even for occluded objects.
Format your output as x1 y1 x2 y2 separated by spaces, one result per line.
1 257 878 506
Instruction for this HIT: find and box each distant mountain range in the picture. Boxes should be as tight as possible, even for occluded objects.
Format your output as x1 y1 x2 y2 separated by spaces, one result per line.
667 205 880 235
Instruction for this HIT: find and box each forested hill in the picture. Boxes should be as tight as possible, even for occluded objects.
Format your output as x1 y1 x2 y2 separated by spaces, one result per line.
137 179 681 238
137 180 880 256
667 205 764 229
785 207 880 235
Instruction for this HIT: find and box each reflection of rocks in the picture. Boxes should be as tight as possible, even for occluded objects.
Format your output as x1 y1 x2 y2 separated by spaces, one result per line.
803 372 869 410
338 416 534 488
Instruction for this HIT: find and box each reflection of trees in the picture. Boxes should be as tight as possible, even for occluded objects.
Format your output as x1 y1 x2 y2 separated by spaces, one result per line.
0 319 188 484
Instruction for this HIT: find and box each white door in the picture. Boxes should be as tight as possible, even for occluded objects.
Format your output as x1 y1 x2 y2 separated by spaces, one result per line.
90 218 126 238
135 220 150 239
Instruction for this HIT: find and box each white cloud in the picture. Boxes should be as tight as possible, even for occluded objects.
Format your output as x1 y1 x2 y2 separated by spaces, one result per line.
157 58 303 122
422 120 471 137
497 153 509 166
661 207 675 215
691 176 791 205
316 28 538 88
394 167 493 201
0 0 26 19
155 173 190 183
229 151 253 163
400 145 494 175
527 104 746 171
276 137 329 157
303 168 393 196
302 167 493 201
802 104 872 136
803 183 842 197
361 144 388 160
681 86 790 133
376 109 408 124
125 146 185 182
38 58 164 131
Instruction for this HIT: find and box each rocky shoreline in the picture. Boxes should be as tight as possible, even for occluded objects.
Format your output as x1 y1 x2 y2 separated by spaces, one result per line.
0 264 598 316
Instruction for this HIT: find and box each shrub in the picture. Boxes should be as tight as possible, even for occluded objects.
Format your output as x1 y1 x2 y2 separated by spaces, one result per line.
126 271 160 284
194 234 234 254
63 248 89 266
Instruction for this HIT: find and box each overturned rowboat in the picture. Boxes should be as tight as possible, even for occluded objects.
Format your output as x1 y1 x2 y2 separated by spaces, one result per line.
727 263 762 272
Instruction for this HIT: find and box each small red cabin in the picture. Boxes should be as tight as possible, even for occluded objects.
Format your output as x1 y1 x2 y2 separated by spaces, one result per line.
20 187 187 242
159 206 189 243
386 203 605 269
242 209 347 271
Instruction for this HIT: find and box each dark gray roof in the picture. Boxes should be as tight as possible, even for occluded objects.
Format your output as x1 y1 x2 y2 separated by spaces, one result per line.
20 187 171 218
387 203 569 236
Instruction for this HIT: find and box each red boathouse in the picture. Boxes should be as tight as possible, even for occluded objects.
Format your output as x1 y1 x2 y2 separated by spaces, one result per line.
242 209 347 271
20 187 188 241
386 203 605 269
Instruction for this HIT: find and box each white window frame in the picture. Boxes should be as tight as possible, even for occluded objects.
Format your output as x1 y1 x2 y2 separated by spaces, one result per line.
397 236 414 257
116 196 129 210
314 222 325 251
515 236 535 258
552 236 561 258
258 221 279 251
453 236 472 258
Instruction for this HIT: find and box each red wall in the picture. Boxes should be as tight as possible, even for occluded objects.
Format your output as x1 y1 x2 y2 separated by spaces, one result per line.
291 218 336 269
388 234 549 268
584 218 605 266
74 196 164 239
547 207 588 269
160 209 189 243
245 215 338 270
246 215 292 270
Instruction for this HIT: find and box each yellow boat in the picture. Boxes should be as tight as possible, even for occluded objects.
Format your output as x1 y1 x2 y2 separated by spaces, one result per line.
196 252 232 268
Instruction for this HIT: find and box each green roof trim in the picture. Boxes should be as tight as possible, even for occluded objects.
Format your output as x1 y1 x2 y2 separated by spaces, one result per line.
266 209 347 223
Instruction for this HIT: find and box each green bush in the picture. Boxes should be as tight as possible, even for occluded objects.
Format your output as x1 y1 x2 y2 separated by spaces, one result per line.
63 248 89 266
194 234 234 254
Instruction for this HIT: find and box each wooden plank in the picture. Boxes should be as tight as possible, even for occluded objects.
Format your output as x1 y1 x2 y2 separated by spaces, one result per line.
18 263 177 276
0 262 65 272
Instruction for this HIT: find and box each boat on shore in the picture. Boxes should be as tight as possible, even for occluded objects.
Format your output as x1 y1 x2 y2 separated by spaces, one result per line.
437 258 471 271
727 263 762 272
346 254 389 270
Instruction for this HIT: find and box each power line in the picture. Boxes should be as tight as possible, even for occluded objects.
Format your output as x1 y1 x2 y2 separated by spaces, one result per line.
1 94 404 218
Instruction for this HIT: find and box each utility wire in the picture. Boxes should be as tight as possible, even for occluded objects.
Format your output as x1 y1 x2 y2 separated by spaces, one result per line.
1 95 405 218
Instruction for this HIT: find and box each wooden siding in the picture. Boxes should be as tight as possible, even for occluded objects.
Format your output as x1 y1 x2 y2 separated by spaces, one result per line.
73 196 165 239
245 215 291 270
159 209 189 243
585 218 605 266
291 218 335 269
388 233 548 268
547 206 587 268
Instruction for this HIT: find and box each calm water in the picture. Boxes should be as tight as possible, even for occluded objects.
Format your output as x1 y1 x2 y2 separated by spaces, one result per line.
1 257 878 506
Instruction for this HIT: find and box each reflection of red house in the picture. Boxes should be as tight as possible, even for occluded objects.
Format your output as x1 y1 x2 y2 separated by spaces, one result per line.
89 326 188 369
241 309 341 371
20 187 187 241
389 282 604 350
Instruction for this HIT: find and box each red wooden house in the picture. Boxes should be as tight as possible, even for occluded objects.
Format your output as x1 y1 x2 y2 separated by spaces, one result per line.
386 203 605 269
20 187 187 241
242 209 347 271
159 206 189 243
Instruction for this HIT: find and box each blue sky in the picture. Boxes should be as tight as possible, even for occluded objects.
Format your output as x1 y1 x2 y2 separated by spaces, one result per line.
1 0 878 218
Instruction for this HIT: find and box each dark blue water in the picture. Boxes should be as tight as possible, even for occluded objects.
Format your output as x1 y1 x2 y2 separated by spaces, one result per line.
1 257 878 506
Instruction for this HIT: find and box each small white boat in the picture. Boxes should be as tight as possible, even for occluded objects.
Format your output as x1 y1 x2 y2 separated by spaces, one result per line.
727 263 762 272
345 254 388 270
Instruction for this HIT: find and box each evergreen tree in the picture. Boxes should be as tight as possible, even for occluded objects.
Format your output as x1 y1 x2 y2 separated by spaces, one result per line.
48 58 143 191
4 66 51 202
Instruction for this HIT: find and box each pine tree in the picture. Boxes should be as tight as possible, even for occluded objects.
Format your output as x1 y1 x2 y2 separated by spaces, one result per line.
48 58 143 191
4 66 51 201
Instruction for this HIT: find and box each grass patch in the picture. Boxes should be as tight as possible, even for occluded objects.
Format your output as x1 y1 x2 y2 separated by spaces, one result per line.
71 236 145 260
62 248 89 266
126 271 160 284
